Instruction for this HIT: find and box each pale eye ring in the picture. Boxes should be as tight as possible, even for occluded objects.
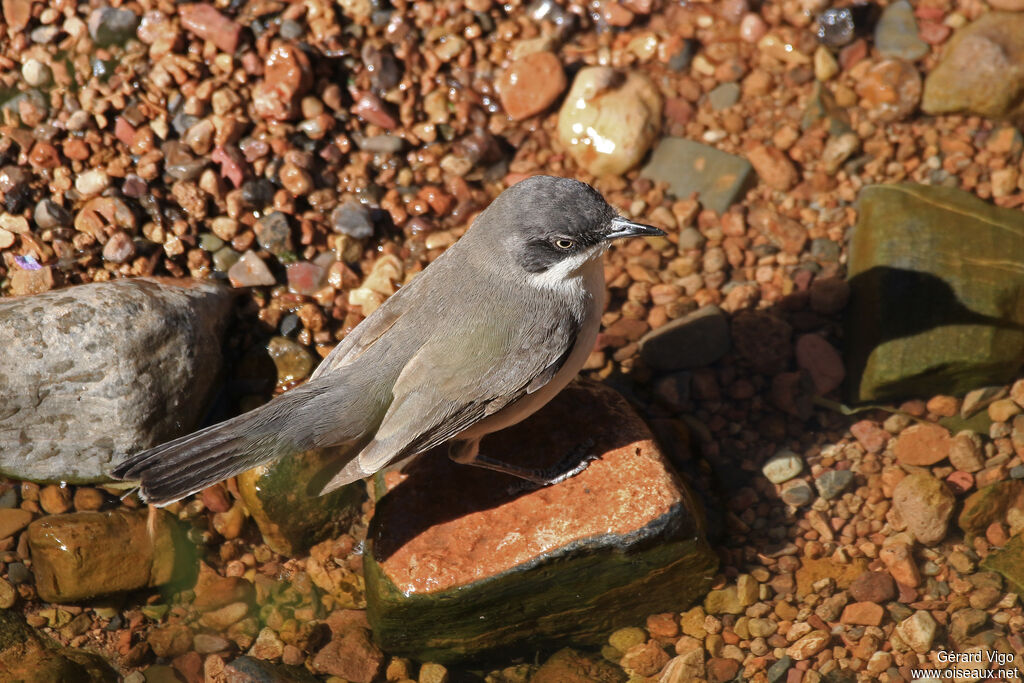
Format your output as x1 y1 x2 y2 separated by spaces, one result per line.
554 238 575 250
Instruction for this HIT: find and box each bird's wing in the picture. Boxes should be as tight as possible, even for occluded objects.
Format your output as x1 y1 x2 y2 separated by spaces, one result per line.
344 300 581 477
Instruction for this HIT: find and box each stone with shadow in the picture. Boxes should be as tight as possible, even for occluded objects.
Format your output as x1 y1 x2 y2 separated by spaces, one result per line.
846 183 1024 403
363 379 717 663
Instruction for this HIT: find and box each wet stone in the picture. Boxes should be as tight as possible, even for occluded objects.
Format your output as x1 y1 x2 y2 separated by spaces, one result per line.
642 138 755 215
0 610 117 682
213 247 242 273
27 508 189 602
267 336 314 384
238 446 366 556
557 67 662 176
497 51 567 120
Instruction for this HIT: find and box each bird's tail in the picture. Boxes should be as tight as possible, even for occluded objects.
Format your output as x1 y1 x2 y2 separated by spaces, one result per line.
111 386 324 506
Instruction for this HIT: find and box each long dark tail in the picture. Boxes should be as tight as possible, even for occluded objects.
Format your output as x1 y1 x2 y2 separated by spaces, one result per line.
111 386 328 506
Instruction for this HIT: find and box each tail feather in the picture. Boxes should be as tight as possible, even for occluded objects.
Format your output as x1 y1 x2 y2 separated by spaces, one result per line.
112 389 319 506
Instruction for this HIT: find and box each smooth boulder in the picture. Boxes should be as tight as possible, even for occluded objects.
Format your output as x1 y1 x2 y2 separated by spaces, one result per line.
0 277 234 483
364 380 717 663
845 184 1024 402
27 508 193 602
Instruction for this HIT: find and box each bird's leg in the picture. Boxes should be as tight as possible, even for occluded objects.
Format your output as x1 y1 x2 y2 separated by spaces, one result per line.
448 438 598 487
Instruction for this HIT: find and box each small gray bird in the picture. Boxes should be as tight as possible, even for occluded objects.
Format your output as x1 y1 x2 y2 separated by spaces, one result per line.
112 176 664 505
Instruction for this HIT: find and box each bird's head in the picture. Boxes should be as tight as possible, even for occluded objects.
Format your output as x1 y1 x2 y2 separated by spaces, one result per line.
471 175 665 281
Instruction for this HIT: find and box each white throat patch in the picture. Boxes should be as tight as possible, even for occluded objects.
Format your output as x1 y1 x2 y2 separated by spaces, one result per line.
527 245 606 293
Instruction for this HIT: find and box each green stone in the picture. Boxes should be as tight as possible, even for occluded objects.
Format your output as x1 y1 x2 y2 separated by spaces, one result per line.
199 233 225 252
238 447 366 557
364 381 717 663
981 532 1024 594
641 137 754 214
845 183 1024 403
212 246 241 273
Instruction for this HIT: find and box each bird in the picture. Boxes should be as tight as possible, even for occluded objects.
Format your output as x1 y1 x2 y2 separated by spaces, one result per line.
111 175 665 505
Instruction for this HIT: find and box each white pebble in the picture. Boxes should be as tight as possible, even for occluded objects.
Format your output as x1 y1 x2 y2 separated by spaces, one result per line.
21 59 51 87
762 449 804 484
75 169 111 197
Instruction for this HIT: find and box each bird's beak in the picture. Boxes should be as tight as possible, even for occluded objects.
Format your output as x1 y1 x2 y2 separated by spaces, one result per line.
604 216 667 241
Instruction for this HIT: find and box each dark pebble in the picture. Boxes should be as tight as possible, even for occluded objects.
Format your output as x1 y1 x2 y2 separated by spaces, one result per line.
7 562 31 585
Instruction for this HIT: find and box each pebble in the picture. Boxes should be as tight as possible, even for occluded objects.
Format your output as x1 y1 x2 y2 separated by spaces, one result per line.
102 231 136 264
707 83 740 111
228 251 276 288
38 485 71 514
840 601 884 626
785 630 830 660
642 138 753 214
896 610 937 652
894 472 955 546
814 469 853 501
949 431 985 472
267 336 314 383
21 59 51 87
331 201 375 239
855 58 922 121
762 449 803 484
794 334 844 395
638 305 729 371
779 479 814 507
0 577 15 608
0 508 32 539
849 571 897 603
746 144 798 191
178 3 242 54
33 199 70 229
893 422 952 466
255 212 293 255
874 0 929 60
87 7 139 46
75 169 110 198
497 51 567 120
557 67 662 176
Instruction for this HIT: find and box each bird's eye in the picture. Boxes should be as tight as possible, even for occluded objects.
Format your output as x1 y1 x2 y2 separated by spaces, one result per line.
554 238 575 250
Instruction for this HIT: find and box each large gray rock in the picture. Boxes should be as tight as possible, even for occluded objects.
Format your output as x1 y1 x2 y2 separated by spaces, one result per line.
0 277 234 483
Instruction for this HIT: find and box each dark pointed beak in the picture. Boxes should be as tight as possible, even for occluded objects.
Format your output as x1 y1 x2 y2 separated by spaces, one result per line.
604 216 667 241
